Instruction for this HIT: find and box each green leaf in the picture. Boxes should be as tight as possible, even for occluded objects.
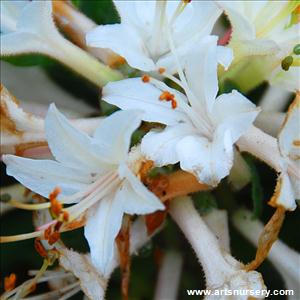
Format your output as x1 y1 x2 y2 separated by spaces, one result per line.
244 155 264 218
193 192 217 215
73 0 120 25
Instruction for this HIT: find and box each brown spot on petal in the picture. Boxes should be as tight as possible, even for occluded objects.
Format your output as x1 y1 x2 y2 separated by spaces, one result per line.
0 85 22 135
245 206 285 271
279 92 300 134
293 140 300 147
145 203 168 236
116 215 131 300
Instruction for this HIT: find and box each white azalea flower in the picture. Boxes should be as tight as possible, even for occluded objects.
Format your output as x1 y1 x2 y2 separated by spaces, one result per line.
217 1 299 90
0 84 102 157
0 0 122 86
269 94 300 210
3 105 164 276
86 0 221 72
103 36 260 186
218 1 299 59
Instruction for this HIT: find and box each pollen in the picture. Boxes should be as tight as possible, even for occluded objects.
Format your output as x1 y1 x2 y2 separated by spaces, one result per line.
63 211 69 222
34 238 48 258
171 99 177 109
48 231 60 245
159 91 177 109
49 187 61 201
4 273 16 292
159 91 174 101
50 198 63 217
142 75 150 83
158 67 165 74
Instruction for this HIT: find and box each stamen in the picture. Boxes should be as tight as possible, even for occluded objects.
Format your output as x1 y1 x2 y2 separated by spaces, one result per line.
158 67 165 74
34 238 48 258
7 200 50 211
142 75 150 83
159 91 177 109
170 0 190 25
159 91 174 101
66 171 119 221
4 273 16 292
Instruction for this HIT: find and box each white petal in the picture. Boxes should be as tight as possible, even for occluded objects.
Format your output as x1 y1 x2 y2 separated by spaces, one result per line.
216 46 233 70
0 1 26 33
184 36 219 114
217 2 256 41
87 24 155 71
118 164 164 213
269 66 300 92
1 1 60 56
84 193 124 277
141 124 195 166
173 2 222 43
278 94 300 160
102 78 189 126
114 0 155 30
0 32 50 56
211 90 260 143
3 154 91 198
45 104 111 173
231 38 280 57
93 110 142 164
176 132 234 186
269 173 297 211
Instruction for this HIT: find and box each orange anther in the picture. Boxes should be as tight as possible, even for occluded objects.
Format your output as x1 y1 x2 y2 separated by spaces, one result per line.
49 187 61 201
50 199 63 217
48 231 60 245
159 91 174 101
171 99 177 109
142 75 150 83
34 238 48 258
44 226 52 240
63 211 69 222
158 67 165 74
4 273 16 292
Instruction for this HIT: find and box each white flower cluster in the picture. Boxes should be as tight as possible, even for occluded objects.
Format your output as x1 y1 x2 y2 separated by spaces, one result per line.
0 1 299 300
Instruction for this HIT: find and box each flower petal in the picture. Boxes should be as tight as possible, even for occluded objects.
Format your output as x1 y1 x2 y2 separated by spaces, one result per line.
0 1 26 33
84 193 124 277
45 104 111 173
102 78 189 126
211 90 260 143
217 2 256 41
118 164 164 213
278 93 300 160
184 36 220 114
93 110 142 164
141 124 195 166
176 132 234 186
269 173 297 211
3 154 91 198
86 24 156 71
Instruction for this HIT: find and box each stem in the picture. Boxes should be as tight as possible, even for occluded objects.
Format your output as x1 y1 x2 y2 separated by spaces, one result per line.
237 126 282 172
153 252 183 300
50 34 123 86
255 111 285 137
169 197 235 287
203 209 230 253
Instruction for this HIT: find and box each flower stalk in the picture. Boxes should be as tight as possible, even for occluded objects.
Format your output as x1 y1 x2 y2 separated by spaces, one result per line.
169 196 266 294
